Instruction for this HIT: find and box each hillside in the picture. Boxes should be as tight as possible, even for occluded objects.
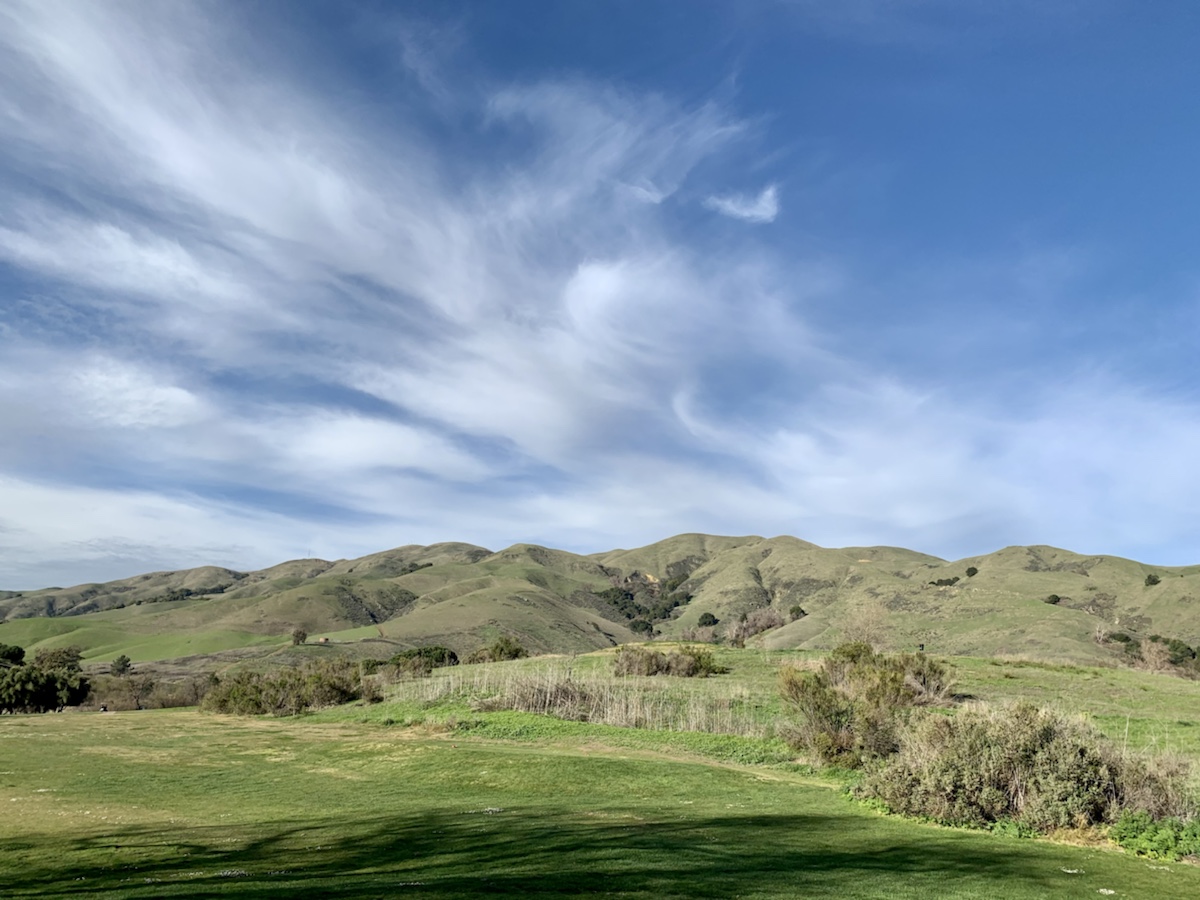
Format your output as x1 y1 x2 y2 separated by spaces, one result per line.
1 534 1198 667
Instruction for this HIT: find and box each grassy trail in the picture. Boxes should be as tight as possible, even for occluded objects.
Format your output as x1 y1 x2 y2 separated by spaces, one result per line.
2 709 1198 898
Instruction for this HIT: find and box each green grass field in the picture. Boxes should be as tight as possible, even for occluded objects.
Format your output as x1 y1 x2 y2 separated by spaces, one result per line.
4 648 1200 897
4 707 1199 899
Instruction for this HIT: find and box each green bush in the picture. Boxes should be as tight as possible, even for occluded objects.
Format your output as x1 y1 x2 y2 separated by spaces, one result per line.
697 612 719 627
201 659 374 716
779 644 952 767
466 636 529 664
387 646 459 676
612 645 725 678
857 704 1198 834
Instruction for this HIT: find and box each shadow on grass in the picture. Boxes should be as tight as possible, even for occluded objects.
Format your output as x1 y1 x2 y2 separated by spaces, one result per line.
1 808 1119 898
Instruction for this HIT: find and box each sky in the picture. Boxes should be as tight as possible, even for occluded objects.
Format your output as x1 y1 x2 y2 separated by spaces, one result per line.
3 0 1200 588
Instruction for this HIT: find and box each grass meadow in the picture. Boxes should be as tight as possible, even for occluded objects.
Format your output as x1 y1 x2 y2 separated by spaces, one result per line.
3 648 1200 898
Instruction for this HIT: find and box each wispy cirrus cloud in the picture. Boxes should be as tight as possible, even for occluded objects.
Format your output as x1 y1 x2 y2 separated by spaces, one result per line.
1 1 1199 588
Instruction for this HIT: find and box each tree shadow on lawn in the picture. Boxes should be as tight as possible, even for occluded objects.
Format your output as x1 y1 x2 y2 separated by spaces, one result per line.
1 809 1139 899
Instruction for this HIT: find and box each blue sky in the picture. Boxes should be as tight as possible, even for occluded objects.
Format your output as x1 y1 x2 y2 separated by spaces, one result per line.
3 1 1200 588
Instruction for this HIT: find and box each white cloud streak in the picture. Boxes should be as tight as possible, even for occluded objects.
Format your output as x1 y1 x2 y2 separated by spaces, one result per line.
703 184 780 223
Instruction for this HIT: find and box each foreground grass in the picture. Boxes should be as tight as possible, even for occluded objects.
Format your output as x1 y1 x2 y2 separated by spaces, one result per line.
3 709 1199 898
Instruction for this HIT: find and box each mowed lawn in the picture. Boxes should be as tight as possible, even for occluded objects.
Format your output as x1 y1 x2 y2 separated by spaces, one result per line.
2 710 1198 899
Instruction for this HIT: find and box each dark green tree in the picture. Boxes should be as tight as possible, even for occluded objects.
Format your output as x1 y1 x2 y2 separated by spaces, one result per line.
0 643 25 666
32 645 83 673
110 654 132 676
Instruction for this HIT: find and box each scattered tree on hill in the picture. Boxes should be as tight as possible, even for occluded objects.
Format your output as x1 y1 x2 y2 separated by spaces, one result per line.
628 619 654 635
291 628 308 646
789 605 807 621
110 654 132 676
594 582 692 627
965 566 978 577
728 607 786 647
697 612 719 627
1145 573 1162 586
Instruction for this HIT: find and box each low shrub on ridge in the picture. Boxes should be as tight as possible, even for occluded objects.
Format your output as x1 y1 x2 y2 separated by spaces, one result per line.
612 645 725 678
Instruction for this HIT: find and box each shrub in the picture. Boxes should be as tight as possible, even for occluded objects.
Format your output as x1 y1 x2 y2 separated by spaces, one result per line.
965 566 979 577
666 647 724 678
1148 634 1197 666
291 628 308 646
779 644 953 766
857 704 1199 834
387 646 459 676
466 636 529 664
697 612 719 627
1145 573 1162 587
613 646 667 676
613 645 725 678
779 668 863 764
202 659 371 716
789 605 806 621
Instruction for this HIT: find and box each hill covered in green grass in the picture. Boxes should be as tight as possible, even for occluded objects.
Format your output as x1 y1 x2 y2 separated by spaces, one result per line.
2 533 1198 667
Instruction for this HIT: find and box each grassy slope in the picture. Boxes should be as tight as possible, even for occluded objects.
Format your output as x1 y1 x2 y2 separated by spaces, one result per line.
3 707 1198 899
3 534 1200 669
345 646 1200 768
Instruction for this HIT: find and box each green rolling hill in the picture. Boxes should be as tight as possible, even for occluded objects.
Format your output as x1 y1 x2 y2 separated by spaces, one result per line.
2 534 1198 668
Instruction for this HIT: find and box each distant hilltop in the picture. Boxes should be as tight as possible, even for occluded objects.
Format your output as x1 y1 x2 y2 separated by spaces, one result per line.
1 534 1198 667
